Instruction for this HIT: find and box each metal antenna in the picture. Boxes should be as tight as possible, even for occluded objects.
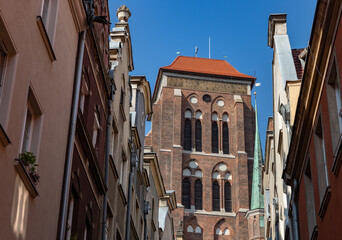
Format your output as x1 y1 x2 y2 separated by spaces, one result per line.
195 46 198 57
209 37 211 59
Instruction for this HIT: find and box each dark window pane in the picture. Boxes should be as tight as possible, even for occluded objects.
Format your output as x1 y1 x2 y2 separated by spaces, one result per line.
212 122 218 153
224 181 232 212
182 178 191 209
184 119 192 150
195 179 202 209
195 120 202 152
223 123 229 154
212 181 220 211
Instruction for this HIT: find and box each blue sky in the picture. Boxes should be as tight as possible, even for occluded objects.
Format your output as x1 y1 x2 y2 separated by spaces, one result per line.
109 0 317 153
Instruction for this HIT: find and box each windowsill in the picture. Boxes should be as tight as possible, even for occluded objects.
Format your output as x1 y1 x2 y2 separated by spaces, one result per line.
310 225 318 240
118 183 127 205
0 124 11 146
14 159 38 198
331 134 342 175
182 150 235 158
318 186 331 218
36 16 56 62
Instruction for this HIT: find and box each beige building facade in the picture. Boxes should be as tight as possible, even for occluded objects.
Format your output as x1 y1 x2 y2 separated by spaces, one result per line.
264 14 305 240
0 0 85 239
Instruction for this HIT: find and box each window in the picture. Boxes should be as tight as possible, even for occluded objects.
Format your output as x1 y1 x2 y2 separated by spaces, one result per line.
195 179 202 210
212 180 220 211
40 0 58 40
0 40 7 100
182 178 191 209
79 76 89 113
20 88 43 156
212 122 218 153
0 17 18 145
304 160 317 238
195 120 202 151
314 115 329 204
66 193 75 240
224 182 232 212
326 57 342 155
222 123 229 154
184 119 192 151
92 111 101 147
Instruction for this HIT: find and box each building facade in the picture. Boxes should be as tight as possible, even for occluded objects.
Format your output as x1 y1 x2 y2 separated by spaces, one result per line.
0 0 85 239
264 14 305 240
145 56 263 239
284 0 342 239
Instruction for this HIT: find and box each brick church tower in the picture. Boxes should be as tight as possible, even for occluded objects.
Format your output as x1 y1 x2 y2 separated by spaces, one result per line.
145 56 257 239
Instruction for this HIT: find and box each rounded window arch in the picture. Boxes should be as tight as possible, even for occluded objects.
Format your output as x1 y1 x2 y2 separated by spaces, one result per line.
195 169 202 178
183 168 191 176
185 109 192 118
212 112 218 121
212 171 220 179
195 226 202 233
187 225 194 233
222 112 229 122
223 228 230 235
195 110 202 119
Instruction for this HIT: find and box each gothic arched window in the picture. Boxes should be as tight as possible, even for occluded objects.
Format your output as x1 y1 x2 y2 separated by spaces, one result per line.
182 178 191 209
224 181 232 212
184 119 192 151
195 120 202 151
212 122 218 153
222 122 229 154
212 180 220 211
195 179 202 209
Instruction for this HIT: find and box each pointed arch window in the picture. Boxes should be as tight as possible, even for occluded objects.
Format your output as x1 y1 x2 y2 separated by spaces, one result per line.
184 119 192 151
223 122 229 154
212 122 218 153
182 178 191 209
212 180 220 211
224 181 232 212
195 179 202 209
195 120 202 151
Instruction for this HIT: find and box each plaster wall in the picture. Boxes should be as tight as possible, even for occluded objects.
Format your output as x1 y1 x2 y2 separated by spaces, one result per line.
0 0 79 239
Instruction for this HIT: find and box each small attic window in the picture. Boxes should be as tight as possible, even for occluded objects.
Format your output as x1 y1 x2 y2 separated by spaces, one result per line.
203 94 211 103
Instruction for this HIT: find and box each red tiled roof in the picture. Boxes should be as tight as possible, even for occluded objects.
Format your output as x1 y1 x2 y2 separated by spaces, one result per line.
267 117 274 131
161 56 255 79
292 49 305 80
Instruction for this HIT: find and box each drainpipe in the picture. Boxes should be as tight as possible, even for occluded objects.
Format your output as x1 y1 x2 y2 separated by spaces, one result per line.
143 201 149 240
291 179 300 240
125 151 137 240
57 30 86 240
101 84 115 240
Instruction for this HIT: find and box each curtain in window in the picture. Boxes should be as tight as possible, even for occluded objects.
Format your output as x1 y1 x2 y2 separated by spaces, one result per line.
184 119 192 150
195 179 202 209
195 120 202 151
223 123 229 154
212 181 220 211
212 122 218 153
224 181 232 212
182 178 191 209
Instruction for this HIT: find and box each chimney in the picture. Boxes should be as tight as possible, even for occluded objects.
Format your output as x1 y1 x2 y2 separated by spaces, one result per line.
117 5 131 22
268 14 287 48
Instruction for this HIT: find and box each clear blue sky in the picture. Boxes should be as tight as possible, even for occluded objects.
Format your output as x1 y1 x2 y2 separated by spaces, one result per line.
109 0 317 153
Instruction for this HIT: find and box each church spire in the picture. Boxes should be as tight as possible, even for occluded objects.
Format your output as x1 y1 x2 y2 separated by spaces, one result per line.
251 93 264 210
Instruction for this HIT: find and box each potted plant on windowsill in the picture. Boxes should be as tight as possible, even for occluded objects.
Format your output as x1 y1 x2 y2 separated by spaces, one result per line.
14 151 40 197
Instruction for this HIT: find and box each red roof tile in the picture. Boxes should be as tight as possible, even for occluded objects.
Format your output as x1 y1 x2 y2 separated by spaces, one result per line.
161 56 255 79
292 49 305 80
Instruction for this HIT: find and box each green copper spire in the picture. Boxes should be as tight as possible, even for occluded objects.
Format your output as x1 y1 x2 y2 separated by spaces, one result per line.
251 94 264 210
